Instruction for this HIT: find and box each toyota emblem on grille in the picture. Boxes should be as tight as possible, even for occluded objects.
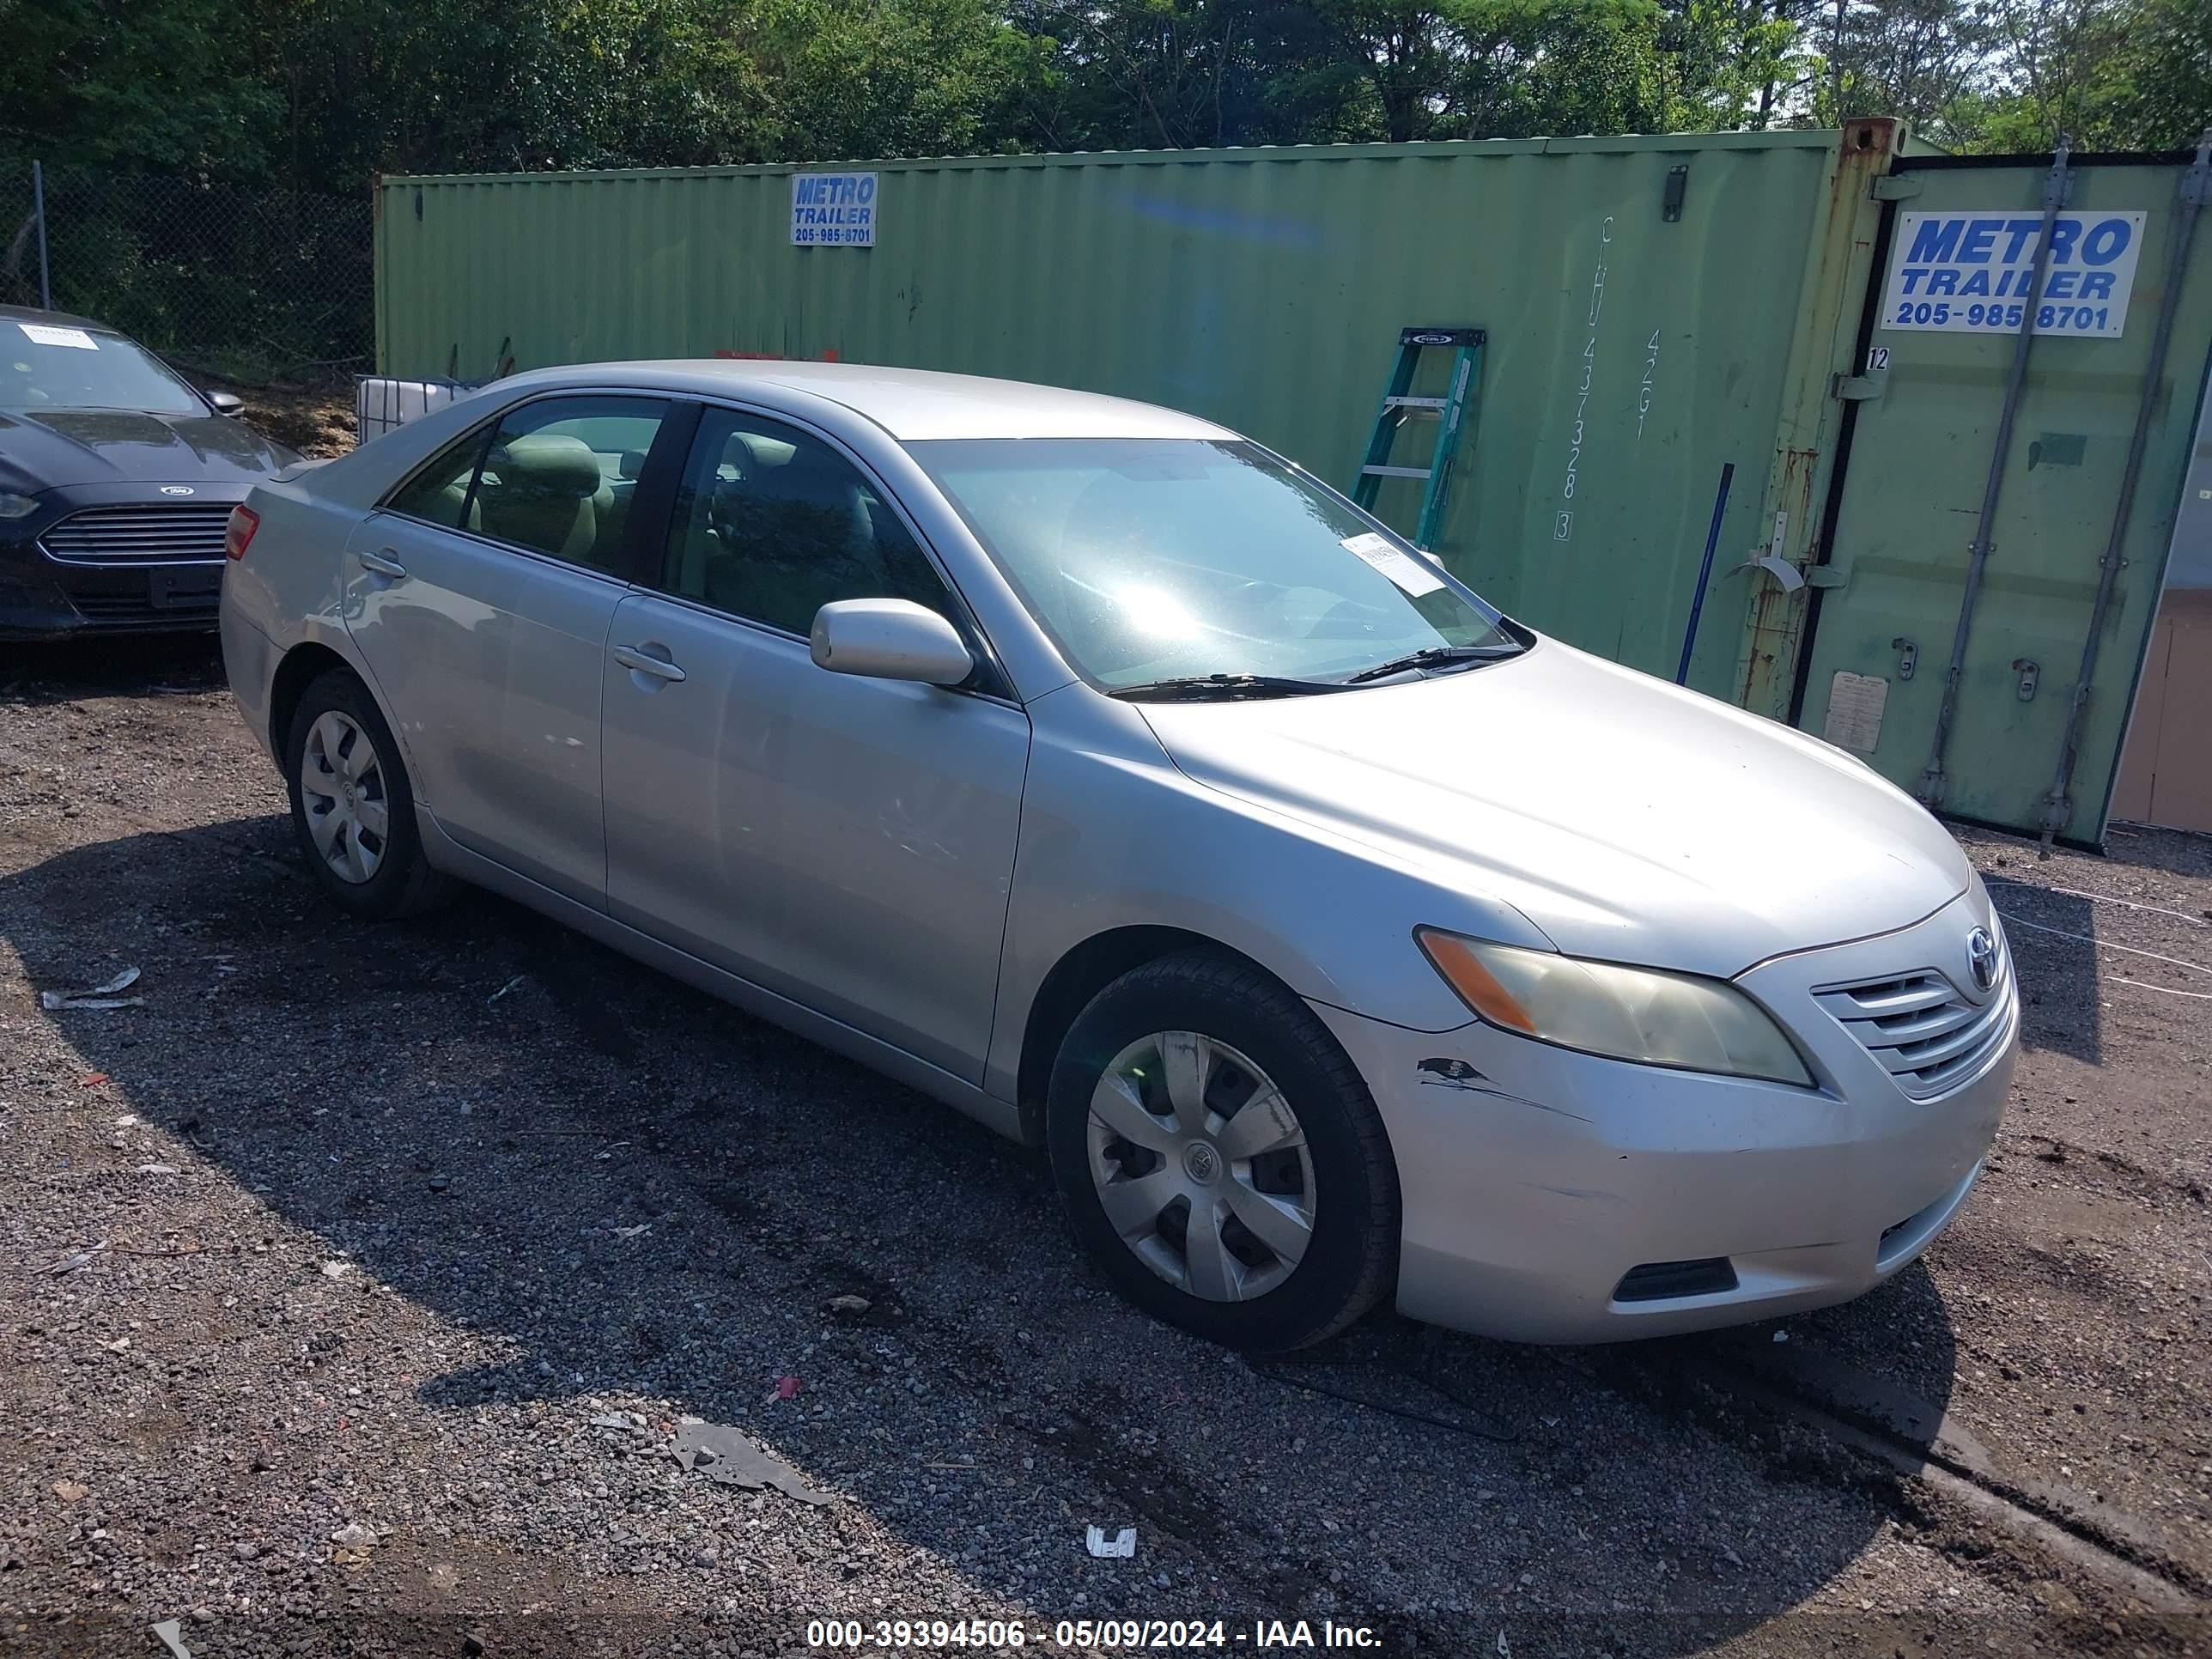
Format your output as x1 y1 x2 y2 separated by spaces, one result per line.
159 485 195 496
1966 926 1999 994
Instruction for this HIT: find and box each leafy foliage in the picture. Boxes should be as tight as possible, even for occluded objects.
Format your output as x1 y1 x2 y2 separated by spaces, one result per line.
0 0 2201 198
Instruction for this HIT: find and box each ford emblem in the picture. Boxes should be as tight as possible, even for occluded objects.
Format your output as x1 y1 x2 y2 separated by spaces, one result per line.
1966 926 1999 994
159 485 195 496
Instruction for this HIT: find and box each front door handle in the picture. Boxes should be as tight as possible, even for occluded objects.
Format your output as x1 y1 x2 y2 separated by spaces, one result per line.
613 643 687 683
359 549 407 579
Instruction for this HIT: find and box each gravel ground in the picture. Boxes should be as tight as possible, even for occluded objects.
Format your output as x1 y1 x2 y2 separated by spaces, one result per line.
2 640 2208 1657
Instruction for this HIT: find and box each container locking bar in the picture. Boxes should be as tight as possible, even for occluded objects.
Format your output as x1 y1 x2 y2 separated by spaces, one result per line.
1917 139 2072 809
1351 326 1486 552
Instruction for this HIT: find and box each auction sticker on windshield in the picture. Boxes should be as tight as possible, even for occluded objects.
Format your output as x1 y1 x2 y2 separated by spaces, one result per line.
1879 210 2145 338
18 323 97 349
1342 531 1444 596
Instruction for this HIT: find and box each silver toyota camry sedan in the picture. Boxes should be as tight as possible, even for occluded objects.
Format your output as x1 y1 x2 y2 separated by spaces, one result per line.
220 361 2015 1352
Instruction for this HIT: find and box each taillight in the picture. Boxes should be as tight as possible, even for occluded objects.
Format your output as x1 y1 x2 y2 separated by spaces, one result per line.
223 505 260 561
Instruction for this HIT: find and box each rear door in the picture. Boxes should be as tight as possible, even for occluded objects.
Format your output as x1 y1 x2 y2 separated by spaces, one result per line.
1795 152 2212 842
343 392 675 907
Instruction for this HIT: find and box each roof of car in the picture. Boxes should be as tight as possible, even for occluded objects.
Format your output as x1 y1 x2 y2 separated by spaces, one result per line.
0 302 109 331
519 359 1239 442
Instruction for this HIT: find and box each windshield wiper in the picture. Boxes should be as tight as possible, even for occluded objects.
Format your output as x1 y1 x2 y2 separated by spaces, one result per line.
1107 672 1346 702
1340 642 1523 685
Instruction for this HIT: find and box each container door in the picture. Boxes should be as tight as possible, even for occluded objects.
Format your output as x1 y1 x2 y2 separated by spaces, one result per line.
1795 154 2212 843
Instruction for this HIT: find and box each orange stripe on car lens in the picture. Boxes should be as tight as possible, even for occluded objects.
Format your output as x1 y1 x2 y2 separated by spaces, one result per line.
1417 931 1538 1033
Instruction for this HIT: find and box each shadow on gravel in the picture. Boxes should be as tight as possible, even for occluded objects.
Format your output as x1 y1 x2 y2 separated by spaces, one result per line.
1 632 223 701
1984 876 2102 1064
4 817 1970 1655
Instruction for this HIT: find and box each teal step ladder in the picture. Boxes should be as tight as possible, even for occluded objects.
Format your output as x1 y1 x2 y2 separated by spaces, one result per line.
1350 326 1485 551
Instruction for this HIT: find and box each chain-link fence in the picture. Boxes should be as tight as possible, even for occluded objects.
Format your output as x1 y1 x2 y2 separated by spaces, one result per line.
0 162 373 386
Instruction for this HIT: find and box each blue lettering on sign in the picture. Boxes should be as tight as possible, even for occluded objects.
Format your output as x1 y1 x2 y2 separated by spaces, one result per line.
1882 209 2144 338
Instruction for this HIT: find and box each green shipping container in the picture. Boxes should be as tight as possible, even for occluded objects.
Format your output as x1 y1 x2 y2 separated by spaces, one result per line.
375 125 2212 845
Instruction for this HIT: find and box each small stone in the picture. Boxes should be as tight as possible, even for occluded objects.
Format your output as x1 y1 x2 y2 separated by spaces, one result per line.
190 1607 215 1625
464 1636 486 1657
824 1295 872 1317
428 1174 451 1193
52 1481 88 1502
330 1522 375 1549
319 1260 350 1279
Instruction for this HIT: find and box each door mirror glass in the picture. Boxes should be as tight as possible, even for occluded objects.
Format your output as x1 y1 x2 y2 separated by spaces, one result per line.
810 599 975 686
204 390 245 416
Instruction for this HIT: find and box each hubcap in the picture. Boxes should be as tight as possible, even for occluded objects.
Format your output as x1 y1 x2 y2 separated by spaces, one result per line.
298 710 389 884
1086 1030 1316 1303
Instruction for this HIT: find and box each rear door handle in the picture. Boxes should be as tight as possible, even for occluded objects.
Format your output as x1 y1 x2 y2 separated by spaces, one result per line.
359 549 407 579
613 643 687 683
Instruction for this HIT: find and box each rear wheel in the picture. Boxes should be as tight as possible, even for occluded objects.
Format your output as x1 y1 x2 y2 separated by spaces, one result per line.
1046 953 1400 1352
284 669 452 919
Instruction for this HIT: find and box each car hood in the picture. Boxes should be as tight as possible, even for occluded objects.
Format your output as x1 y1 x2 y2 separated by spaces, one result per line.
0 408 297 493
1135 639 1969 979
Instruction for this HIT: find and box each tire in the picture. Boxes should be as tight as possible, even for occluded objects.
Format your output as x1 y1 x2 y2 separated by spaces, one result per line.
283 668 453 920
1046 952 1401 1352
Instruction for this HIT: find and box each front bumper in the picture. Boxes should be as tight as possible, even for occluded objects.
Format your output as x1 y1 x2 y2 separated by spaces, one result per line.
1315 891 2014 1344
0 485 242 639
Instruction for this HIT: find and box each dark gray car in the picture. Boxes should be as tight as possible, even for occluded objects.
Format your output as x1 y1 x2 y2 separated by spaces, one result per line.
0 304 298 639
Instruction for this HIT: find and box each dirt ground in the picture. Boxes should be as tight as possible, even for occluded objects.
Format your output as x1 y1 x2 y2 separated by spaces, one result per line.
0 639 2207 1658
211 384 359 460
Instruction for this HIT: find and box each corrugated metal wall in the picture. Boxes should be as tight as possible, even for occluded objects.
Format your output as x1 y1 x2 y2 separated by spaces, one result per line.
377 134 1848 696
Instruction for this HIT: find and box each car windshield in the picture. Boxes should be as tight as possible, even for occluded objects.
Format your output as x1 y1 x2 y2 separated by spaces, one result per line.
908 438 1520 692
0 321 205 416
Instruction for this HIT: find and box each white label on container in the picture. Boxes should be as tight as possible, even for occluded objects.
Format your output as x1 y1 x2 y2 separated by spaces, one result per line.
19 323 97 349
1880 210 2144 338
1823 671 1890 754
791 173 877 247
1342 531 1444 596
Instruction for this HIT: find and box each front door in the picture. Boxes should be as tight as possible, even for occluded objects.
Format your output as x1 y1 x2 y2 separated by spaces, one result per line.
343 392 675 906
600 403 1029 1081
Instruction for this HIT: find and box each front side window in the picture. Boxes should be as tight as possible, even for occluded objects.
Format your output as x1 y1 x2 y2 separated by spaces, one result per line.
385 395 668 574
660 407 950 635
908 438 1519 692
0 323 205 416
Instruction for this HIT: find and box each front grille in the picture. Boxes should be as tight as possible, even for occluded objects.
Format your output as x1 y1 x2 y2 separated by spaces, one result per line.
38 503 234 565
70 588 216 621
1814 948 2011 1100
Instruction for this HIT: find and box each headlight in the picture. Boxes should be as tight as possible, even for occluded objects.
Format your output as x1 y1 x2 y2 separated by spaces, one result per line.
0 492 41 520
1414 928 1814 1086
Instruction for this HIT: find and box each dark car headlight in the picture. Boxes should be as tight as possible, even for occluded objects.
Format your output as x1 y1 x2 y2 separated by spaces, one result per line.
0 493 41 520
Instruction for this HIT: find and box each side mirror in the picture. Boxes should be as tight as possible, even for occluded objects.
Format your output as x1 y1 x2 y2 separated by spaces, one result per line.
205 391 245 417
810 598 975 687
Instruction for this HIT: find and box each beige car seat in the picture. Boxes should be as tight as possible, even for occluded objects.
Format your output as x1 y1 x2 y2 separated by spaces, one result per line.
480 434 613 563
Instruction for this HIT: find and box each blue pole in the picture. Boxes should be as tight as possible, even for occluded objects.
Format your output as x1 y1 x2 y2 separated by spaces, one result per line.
1674 461 1735 687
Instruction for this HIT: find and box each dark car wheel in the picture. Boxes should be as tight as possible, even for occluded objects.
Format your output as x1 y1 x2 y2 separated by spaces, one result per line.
283 669 452 920
1046 952 1401 1352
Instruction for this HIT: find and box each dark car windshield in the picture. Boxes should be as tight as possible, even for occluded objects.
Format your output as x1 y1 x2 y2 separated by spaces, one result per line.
908 438 1518 690
0 320 205 416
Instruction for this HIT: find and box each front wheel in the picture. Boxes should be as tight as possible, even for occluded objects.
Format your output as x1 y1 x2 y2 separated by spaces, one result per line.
1045 954 1401 1352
